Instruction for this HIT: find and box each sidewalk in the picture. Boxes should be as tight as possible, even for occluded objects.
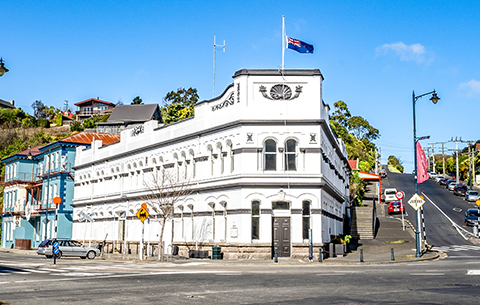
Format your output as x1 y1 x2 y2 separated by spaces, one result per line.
1 214 441 265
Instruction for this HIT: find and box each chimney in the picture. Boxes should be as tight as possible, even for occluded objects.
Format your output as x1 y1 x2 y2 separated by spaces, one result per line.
10 100 14 106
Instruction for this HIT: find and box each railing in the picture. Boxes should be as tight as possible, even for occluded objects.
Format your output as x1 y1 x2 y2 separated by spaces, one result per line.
38 162 74 177
76 109 110 115
3 172 40 184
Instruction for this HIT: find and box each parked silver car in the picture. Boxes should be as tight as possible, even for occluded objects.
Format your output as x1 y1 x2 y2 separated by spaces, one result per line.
37 239 100 259
465 190 480 202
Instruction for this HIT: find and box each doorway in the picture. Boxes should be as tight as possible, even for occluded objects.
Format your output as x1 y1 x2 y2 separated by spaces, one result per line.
272 217 290 257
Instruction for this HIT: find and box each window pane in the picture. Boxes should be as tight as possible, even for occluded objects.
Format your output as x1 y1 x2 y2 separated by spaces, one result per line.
303 217 310 240
286 140 296 152
285 154 296 171
272 201 289 210
302 201 310 215
265 154 276 171
265 140 276 152
252 217 259 240
252 201 260 216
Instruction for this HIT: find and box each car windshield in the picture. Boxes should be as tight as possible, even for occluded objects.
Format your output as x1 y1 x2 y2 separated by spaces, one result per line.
386 190 396 195
467 210 479 217
391 202 401 206
459 186 467 191
469 191 479 196
39 240 51 247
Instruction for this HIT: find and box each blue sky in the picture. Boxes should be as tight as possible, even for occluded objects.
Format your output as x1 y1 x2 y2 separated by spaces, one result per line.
2 1 479 171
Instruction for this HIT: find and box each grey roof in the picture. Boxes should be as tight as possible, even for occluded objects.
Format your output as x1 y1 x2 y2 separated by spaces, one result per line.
0 99 15 109
106 104 162 123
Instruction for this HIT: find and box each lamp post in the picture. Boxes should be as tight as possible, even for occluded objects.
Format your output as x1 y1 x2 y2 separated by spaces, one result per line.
413 90 440 258
0 58 9 77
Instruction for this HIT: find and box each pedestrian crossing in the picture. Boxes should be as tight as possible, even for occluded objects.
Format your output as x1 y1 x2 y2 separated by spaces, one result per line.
0 262 130 277
431 245 480 252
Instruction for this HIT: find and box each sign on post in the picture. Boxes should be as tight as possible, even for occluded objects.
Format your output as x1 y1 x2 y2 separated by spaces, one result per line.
136 207 149 223
395 191 405 200
408 194 425 211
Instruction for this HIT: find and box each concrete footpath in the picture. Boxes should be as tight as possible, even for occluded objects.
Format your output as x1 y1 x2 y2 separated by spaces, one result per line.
1 213 442 265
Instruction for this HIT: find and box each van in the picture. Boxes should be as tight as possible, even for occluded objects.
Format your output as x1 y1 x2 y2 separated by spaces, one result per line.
384 188 397 203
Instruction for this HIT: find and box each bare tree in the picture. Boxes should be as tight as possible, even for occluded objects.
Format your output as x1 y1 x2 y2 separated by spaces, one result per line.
141 167 192 260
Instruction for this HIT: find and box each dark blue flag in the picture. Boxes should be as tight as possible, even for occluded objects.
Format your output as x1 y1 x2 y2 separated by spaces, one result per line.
287 36 314 54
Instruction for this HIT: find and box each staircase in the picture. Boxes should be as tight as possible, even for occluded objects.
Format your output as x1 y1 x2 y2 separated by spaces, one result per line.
351 206 375 239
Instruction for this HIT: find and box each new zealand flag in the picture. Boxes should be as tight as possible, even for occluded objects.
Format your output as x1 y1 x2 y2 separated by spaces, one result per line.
287 36 314 54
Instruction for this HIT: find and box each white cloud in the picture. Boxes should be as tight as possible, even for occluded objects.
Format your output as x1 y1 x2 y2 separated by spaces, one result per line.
459 79 480 97
375 42 428 64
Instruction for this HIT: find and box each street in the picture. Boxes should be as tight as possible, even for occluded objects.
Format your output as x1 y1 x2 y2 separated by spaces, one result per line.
2 170 480 304
1 251 480 304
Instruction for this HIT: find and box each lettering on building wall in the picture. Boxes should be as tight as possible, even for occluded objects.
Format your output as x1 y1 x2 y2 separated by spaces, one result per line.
212 92 235 111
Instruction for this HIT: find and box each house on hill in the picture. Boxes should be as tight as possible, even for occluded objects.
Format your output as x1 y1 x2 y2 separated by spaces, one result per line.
0 99 15 109
96 104 162 134
74 98 116 121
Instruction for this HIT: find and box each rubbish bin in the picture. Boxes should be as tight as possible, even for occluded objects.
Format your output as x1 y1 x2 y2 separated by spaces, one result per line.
212 245 222 260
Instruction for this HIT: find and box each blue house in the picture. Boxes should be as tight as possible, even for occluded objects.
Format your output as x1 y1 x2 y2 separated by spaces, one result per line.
1 132 120 249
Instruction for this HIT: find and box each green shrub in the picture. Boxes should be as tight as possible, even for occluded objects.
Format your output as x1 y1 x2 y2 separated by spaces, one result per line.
70 121 84 132
37 118 50 128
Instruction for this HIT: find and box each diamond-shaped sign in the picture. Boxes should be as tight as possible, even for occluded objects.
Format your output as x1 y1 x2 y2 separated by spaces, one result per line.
408 194 425 211
136 207 149 223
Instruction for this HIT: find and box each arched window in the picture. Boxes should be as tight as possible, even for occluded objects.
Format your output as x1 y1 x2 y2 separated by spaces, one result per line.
302 200 311 240
285 139 298 171
252 201 260 240
263 140 277 171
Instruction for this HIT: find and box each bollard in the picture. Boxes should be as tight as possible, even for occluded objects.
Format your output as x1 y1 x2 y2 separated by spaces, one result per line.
391 247 395 261
274 247 278 263
319 247 323 263
360 247 364 263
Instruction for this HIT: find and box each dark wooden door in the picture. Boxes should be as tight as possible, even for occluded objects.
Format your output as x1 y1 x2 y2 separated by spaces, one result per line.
273 217 290 257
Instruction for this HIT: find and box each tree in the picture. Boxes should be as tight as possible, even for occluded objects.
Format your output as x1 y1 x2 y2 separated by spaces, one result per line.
141 168 192 260
31 100 48 119
161 87 199 124
131 96 143 105
348 116 380 142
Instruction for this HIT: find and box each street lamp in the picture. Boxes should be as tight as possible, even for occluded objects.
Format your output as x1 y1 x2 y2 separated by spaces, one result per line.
413 90 440 258
0 58 9 77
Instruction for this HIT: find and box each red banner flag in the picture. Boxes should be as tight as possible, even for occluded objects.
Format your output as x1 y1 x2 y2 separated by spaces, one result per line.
416 142 429 184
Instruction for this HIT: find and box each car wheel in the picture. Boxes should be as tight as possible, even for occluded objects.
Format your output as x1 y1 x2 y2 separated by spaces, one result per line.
87 251 96 260
80 256 87 259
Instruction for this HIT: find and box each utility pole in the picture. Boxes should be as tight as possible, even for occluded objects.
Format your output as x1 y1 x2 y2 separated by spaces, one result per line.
450 137 462 182
429 143 436 172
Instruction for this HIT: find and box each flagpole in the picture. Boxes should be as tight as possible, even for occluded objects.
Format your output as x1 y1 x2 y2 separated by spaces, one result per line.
282 15 285 70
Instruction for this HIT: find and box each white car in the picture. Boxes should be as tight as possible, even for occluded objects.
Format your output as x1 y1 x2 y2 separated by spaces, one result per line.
435 176 444 183
429 172 438 179
384 188 397 203
465 190 480 202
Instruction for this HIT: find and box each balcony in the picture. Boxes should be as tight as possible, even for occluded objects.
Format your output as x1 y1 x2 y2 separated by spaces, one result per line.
2 172 41 185
38 162 74 178
76 109 111 116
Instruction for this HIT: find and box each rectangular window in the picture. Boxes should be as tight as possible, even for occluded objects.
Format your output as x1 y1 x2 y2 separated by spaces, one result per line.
252 201 260 240
302 201 311 240
272 201 289 210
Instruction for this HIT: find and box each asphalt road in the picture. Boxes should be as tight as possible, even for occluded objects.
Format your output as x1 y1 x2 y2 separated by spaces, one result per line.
1 252 480 304
381 170 478 256
2 171 480 304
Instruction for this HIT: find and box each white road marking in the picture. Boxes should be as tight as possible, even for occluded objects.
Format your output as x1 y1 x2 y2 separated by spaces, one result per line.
410 273 444 276
467 270 480 275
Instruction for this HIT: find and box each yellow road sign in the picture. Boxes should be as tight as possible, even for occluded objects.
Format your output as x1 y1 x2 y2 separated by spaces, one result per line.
136 207 149 223
408 194 425 211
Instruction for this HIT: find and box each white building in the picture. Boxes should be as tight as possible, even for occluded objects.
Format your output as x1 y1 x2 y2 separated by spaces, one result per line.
72 69 350 259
